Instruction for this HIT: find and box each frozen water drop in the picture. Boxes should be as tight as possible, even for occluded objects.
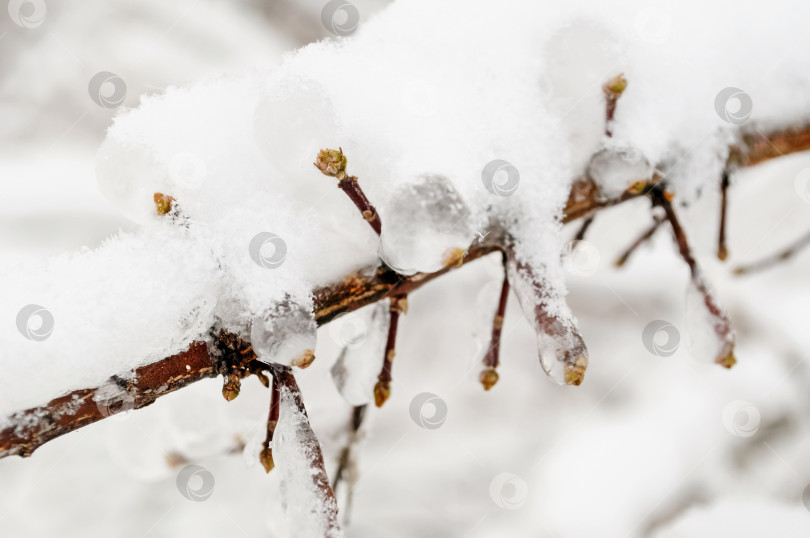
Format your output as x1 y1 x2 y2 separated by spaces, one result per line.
379 174 474 274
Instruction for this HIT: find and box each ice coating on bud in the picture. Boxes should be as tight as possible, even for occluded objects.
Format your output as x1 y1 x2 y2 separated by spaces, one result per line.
330 303 388 406
507 257 588 385
251 300 317 367
587 144 653 197
379 174 475 275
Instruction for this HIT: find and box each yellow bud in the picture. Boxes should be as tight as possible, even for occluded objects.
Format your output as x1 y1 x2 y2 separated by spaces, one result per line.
373 381 391 407
291 349 316 369
479 368 499 391
603 73 627 98
259 448 275 473
314 148 348 177
153 192 175 215
442 247 466 268
564 357 588 386
717 351 736 369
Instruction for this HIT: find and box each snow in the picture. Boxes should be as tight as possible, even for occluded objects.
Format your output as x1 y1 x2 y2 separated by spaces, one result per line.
2 0 810 536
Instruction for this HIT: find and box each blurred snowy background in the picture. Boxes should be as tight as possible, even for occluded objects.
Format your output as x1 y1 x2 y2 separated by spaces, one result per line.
2 1 810 537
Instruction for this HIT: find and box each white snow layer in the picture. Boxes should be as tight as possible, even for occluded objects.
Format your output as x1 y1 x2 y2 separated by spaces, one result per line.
3 0 810 416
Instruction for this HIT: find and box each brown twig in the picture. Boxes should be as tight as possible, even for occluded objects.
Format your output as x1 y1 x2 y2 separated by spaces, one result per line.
653 188 736 368
573 214 595 242
332 404 367 525
718 170 731 261
315 148 382 235
480 251 509 390
373 296 407 407
733 229 810 276
562 178 655 223
259 372 281 473
333 405 366 491
615 215 664 267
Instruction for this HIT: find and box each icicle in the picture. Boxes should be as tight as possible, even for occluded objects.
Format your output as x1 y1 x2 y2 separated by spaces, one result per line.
273 369 343 537
330 302 389 406
379 174 475 275
251 298 317 368
506 255 589 386
654 189 736 368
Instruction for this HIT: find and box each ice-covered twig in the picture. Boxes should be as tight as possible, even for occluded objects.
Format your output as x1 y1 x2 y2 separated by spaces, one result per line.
717 170 731 261
373 296 407 407
506 249 589 386
314 148 382 235
0 243 502 461
733 229 810 276
654 189 736 368
614 214 664 267
260 372 282 473
269 364 342 536
602 73 627 137
479 251 510 390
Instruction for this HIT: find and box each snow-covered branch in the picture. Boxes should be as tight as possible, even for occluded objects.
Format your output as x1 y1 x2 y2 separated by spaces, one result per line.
3 123 809 460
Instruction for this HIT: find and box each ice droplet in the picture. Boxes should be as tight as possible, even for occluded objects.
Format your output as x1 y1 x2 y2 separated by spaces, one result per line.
379 174 474 274
330 302 388 406
251 299 317 366
588 144 653 198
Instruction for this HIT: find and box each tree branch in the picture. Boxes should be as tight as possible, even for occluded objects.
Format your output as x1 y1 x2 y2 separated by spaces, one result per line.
654 189 736 368
614 215 664 268
733 228 810 276
3 124 810 459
